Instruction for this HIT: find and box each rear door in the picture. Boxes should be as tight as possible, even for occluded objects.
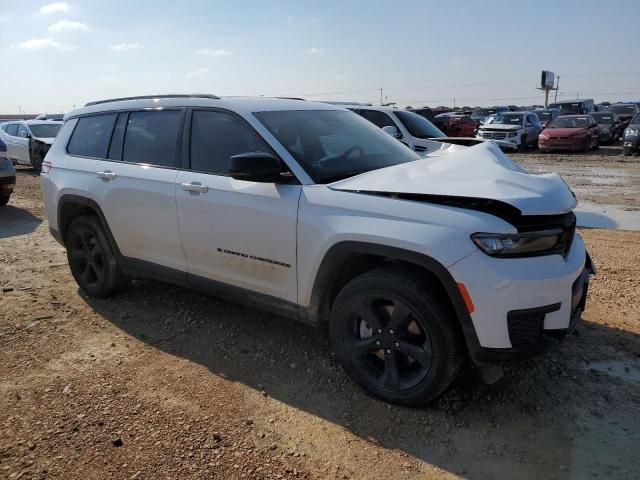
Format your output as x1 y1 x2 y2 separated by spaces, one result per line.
73 110 187 273
175 109 300 302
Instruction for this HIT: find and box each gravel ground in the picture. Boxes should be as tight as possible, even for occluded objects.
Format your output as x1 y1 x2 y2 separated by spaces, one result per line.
1 163 639 480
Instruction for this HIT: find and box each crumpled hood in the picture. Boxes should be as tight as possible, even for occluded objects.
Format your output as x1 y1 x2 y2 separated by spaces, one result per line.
329 141 577 216
479 124 521 131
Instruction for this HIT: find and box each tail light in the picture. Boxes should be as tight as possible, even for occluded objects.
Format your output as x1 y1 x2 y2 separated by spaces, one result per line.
41 161 52 174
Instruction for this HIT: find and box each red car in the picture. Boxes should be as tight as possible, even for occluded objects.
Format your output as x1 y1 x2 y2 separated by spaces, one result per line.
538 115 599 152
433 114 479 137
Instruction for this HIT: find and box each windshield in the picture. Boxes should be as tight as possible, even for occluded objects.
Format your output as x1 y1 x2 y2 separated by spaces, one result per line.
608 105 636 115
549 102 583 114
254 110 420 184
29 124 62 138
470 109 489 120
536 111 552 121
491 113 523 125
394 110 445 139
548 117 588 128
590 113 614 124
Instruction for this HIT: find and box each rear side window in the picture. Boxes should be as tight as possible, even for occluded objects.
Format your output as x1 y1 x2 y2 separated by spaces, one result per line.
7 124 18 136
67 114 117 158
17 124 29 138
122 111 182 168
190 110 270 175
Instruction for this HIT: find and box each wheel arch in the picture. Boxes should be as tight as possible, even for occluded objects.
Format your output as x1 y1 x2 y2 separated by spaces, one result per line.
57 194 121 255
303 241 482 356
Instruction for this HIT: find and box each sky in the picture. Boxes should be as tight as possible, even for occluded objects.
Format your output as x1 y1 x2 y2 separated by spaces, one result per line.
1 0 639 113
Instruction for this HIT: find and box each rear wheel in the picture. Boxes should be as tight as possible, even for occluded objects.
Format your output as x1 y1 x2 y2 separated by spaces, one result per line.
623 146 632 156
65 215 127 297
0 196 9 207
30 154 42 173
329 267 464 406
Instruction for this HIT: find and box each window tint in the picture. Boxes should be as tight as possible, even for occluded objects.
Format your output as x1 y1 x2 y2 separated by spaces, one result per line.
67 114 117 158
358 110 395 129
7 124 18 136
190 110 270 174
122 111 182 167
17 124 29 138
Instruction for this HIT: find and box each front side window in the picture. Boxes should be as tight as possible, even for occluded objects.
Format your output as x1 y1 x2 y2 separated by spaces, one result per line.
358 110 395 129
122 110 182 167
17 124 29 138
67 114 117 158
254 110 419 184
190 110 271 175
29 124 62 138
395 111 445 139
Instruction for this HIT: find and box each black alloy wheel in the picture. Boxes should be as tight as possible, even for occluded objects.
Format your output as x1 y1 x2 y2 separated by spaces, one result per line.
330 267 464 406
68 226 106 290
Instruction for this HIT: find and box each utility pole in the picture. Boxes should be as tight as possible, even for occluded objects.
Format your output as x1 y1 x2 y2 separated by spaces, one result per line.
379 88 383 105
453 98 456 108
554 76 560 103
17 106 23 116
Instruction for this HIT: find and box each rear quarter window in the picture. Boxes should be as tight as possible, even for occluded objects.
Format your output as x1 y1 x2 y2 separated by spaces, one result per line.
67 114 118 158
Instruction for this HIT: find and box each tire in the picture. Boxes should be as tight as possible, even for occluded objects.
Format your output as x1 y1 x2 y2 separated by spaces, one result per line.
518 138 527 152
64 214 127 297
30 155 42 173
623 147 632 157
329 266 464 406
0 196 9 206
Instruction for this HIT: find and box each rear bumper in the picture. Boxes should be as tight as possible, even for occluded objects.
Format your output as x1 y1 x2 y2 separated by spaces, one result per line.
0 175 16 197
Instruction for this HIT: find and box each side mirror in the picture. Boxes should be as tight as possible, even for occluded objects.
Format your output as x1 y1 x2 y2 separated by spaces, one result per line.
229 152 283 182
381 125 402 139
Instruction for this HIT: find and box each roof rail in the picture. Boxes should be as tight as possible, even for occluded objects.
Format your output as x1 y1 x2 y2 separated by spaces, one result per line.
84 93 220 107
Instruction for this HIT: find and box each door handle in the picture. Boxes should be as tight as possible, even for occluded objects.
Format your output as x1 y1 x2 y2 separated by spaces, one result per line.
181 182 209 193
96 171 116 180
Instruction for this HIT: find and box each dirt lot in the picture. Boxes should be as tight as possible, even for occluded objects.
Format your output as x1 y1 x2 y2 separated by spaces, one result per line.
1 160 640 480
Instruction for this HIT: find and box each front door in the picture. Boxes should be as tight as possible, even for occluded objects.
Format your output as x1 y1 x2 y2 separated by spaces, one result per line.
175 109 300 302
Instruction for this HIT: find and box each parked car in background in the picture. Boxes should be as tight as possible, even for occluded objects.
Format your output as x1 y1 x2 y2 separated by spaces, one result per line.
538 115 599 153
41 94 593 406
35 113 65 121
548 99 595 115
405 106 435 122
0 120 62 172
0 138 16 206
476 111 542 151
606 103 640 131
433 113 479 137
622 113 640 156
534 109 561 129
343 105 518 154
589 111 623 144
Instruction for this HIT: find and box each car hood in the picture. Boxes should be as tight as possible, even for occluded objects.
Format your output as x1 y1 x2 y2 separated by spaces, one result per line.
34 137 56 145
329 141 576 216
479 124 522 131
543 128 585 137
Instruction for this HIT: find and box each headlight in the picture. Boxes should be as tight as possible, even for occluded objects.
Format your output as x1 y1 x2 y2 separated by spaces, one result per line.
471 230 563 257
626 128 639 137
539 134 549 140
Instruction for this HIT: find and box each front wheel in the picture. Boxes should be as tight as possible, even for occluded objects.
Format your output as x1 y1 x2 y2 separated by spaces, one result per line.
329 267 464 406
623 146 632 156
0 196 9 207
65 215 127 297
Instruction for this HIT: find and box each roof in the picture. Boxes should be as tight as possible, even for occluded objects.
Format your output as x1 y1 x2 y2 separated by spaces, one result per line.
0 119 63 126
69 95 341 119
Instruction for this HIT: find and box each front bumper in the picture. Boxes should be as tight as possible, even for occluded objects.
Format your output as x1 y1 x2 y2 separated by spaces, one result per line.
539 137 588 151
449 233 591 364
623 136 640 150
0 175 16 197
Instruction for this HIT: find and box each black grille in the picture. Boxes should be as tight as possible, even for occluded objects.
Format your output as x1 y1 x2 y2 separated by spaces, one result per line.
507 304 560 348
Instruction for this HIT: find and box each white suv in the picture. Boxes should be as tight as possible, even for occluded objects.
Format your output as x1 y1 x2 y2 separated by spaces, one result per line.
41 94 594 406
0 120 62 172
